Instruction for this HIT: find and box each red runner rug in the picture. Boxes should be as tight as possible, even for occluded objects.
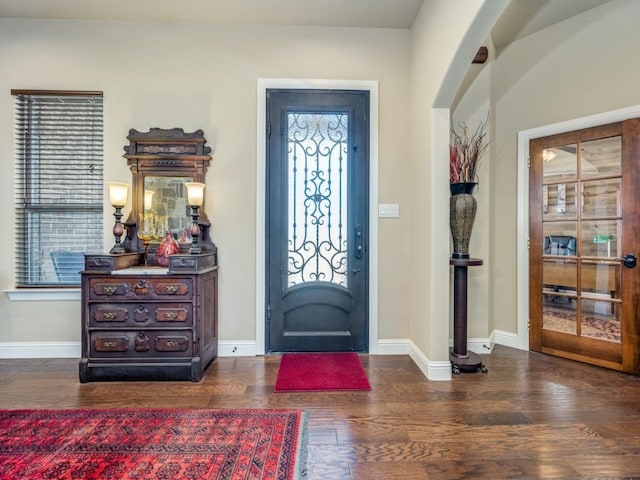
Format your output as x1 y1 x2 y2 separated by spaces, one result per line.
274 352 371 392
0 408 307 480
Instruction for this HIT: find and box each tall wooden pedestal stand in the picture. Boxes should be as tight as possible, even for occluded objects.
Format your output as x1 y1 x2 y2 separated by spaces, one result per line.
450 257 487 374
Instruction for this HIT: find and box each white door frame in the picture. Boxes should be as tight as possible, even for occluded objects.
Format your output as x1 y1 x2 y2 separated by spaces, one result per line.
256 78 379 355
517 104 640 350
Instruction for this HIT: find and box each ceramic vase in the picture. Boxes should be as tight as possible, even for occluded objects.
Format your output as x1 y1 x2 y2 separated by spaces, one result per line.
450 182 477 259
156 230 180 267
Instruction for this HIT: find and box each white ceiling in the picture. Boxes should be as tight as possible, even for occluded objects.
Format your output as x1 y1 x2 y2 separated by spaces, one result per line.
491 0 611 49
0 0 612 47
0 0 425 29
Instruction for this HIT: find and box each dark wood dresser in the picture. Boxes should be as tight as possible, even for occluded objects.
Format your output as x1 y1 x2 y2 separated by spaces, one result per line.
79 252 218 382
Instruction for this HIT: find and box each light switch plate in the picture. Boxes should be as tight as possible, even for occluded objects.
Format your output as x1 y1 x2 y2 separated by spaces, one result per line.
378 203 400 218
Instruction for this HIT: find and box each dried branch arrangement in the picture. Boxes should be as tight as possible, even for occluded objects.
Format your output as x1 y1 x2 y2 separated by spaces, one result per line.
449 116 489 184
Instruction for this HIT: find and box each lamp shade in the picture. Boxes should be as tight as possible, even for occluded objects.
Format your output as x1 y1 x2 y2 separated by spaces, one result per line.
144 190 155 211
108 182 129 208
185 182 206 206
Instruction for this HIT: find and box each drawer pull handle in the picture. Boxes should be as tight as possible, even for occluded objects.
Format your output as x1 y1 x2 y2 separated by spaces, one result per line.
94 337 128 352
135 332 150 352
164 312 178 320
103 312 117 320
155 336 188 352
134 305 150 323
166 285 179 294
102 286 117 296
134 280 150 295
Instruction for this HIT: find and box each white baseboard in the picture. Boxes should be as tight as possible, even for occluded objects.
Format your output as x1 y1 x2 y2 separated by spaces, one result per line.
448 337 494 354
491 329 522 350
218 341 257 357
0 333 524 381
0 341 261 359
407 341 452 381
0 338 453 381
373 339 412 355
0 342 81 358
374 339 451 380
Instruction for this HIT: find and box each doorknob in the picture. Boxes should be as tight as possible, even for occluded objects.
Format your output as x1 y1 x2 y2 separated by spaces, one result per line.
621 253 637 268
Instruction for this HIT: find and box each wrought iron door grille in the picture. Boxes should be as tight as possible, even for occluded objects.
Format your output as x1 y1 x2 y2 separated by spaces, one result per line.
287 112 348 287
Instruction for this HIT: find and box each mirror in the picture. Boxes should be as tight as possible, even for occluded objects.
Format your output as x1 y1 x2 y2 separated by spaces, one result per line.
144 176 193 237
121 128 214 258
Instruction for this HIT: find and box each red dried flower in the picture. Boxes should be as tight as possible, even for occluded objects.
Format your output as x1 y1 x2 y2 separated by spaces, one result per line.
450 116 489 184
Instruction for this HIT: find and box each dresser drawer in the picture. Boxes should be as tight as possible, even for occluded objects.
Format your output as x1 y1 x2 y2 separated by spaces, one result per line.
88 277 193 301
89 303 193 327
90 330 193 358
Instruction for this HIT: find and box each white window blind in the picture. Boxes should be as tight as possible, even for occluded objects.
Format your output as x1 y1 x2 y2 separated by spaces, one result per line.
13 91 104 287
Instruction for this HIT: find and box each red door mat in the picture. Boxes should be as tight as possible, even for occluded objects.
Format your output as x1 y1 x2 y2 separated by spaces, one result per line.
274 352 372 392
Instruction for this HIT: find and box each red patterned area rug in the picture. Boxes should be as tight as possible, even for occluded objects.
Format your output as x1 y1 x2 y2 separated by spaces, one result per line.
0 408 307 480
274 352 371 392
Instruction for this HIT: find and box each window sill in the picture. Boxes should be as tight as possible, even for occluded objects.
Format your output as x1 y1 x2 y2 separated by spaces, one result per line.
3 288 81 302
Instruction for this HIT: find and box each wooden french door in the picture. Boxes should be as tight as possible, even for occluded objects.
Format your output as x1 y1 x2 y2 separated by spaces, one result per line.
529 119 640 373
265 89 369 353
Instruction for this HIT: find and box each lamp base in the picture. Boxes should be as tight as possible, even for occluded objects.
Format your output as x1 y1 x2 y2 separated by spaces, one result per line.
189 205 202 255
109 245 126 254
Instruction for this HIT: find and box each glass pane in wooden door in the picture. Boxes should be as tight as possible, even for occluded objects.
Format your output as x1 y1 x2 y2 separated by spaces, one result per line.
542 258 577 335
581 137 621 178
542 145 577 183
582 178 621 218
581 298 621 343
541 136 622 343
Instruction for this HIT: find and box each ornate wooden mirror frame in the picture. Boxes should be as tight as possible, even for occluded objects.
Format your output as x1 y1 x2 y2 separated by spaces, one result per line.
122 128 216 261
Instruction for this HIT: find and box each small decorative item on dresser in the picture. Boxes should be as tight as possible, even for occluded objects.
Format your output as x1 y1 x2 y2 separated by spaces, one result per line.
449 116 489 259
185 182 206 255
156 230 180 267
137 212 157 265
107 182 129 254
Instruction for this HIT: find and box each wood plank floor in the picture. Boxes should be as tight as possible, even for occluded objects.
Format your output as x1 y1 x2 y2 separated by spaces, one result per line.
2 345 640 479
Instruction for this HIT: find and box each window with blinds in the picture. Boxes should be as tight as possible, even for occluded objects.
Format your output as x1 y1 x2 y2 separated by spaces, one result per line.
13 91 104 287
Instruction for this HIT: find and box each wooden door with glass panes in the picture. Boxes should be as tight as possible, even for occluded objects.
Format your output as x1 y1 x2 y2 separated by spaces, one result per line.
529 119 640 374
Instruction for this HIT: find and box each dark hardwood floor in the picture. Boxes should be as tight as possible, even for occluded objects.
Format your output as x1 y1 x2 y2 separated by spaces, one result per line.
2 345 640 479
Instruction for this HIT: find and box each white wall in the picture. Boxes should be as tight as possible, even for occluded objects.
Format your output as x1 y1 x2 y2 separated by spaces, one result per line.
409 0 507 376
493 0 640 336
451 68 492 340
453 0 640 341
0 2 509 374
0 19 413 348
